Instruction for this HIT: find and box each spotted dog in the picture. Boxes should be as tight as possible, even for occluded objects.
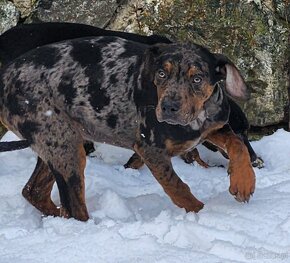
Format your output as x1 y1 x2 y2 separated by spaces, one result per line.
0 22 263 168
0 36 255 221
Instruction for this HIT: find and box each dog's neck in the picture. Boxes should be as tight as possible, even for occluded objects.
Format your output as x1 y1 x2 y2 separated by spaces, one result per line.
189 82 230 131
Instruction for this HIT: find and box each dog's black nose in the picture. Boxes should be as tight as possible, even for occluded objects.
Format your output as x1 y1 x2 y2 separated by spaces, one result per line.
161 99 180 115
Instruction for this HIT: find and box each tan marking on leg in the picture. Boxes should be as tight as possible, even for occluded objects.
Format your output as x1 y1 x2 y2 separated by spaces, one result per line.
22 157 59 216
134 143 204 212
205 129 255 202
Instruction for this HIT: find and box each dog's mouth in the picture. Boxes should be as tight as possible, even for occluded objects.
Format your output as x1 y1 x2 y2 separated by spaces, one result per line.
160 117 188 126
156 107 206 127
156 111 193 126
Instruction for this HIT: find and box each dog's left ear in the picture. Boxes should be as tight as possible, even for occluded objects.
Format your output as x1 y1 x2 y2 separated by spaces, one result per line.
146 43 169 58
214 53 249 100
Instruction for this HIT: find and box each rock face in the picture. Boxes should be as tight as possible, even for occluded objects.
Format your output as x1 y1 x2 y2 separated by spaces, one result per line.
0 0 289 129
12 0 36 18
110 0 290 127
30 0 124 28
0 0 19 34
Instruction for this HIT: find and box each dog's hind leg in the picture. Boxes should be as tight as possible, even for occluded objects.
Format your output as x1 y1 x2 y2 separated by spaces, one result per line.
22 157 59 216
19 112 89 221
45 141 89 221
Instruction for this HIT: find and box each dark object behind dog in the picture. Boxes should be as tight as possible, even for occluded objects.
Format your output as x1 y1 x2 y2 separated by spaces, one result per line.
0 22 263 167
0 36 255 220
0 140 30 152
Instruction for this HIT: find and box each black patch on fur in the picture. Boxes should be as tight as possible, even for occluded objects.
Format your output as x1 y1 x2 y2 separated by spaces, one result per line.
107 61 116 68
6 93 23 115
120 41 147 59
109 73 118 86
17 121 40 143
106 114 118 129
128 89 133 100
70 40 110 112
67 171 81 188
0 79 3 99
57 73 77 106
125 63 135 84
22 46 60 68
47 162 72 215
54 107 60 114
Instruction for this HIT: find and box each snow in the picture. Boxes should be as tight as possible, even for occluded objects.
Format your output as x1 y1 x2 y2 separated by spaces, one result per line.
0 130 290 263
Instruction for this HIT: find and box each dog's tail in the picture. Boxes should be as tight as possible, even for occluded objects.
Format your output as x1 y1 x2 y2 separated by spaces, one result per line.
0 140 30 152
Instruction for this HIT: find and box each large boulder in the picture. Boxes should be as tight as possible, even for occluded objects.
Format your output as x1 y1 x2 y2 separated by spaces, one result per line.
11 0 36 18
0 0 19 34
110 0 290 127
30 0 125 28
0 0 288 129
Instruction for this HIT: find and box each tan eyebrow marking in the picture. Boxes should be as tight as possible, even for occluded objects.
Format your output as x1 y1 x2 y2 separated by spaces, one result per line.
187 66 201 77
163 61 173 73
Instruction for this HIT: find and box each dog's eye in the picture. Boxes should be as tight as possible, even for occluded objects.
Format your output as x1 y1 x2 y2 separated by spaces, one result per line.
193 76 203 83
158 70 166 78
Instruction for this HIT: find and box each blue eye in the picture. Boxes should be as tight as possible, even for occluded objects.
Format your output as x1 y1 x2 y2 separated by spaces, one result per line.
193 76 202 83
158 70 166 78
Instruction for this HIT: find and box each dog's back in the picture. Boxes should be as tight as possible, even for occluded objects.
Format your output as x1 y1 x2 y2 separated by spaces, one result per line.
0 36 149 148
0 22 171 66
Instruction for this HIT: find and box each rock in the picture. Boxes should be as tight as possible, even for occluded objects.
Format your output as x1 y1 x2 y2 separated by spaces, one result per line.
110 0 289 127
273 0 290 21
11 0 36 18
109 0 146 32
31 0 123 28
0 0 19 34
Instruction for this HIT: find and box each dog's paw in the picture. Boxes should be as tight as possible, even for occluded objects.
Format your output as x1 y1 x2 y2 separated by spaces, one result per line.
185 200 204 213
59 206 70 218
252 156 264 169
124 153 144 169
228 165 255 203
176 198 204 213
180 150 209 168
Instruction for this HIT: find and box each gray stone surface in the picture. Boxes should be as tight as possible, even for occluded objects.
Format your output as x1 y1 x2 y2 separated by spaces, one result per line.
110 0 289 126
32 0 121 28
0 0 288 128
12 0 36 18
0 0 19 34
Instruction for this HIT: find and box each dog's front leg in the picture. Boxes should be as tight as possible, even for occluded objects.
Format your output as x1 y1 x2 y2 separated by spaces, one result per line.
205 126 256 202
134 142 204 213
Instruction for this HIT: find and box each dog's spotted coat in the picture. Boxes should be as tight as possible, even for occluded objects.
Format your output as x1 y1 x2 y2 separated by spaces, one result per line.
0 36 255 221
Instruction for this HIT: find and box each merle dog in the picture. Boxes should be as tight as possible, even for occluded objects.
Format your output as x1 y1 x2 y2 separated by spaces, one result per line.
0 36 255 220
0 22 263 167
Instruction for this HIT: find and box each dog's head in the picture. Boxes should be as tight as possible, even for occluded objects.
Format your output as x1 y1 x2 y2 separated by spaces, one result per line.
144 43 248 126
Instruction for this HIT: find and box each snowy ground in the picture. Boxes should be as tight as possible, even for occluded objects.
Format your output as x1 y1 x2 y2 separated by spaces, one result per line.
0 130 290 263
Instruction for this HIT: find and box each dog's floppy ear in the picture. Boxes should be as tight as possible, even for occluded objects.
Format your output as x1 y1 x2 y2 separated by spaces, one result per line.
142 44 169 77
143 44 168 65
146 43 168 57
214 53 249 100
